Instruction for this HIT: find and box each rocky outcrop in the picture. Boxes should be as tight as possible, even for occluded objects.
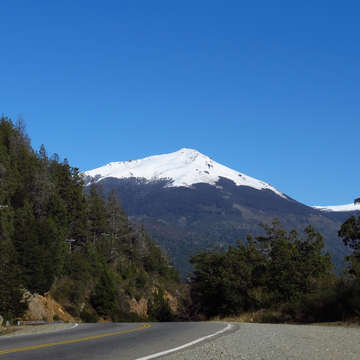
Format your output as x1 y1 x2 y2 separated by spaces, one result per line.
164 291 178 313
129 297 148 317
25 293 75 322
129 291 179 318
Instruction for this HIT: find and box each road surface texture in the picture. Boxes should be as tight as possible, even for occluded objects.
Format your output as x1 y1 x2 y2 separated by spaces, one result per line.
0 322 228 360
1 322 359 359
163 322 360 360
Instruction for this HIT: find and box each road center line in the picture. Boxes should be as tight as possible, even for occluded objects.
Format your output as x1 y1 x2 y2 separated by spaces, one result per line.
0 323 151 355
136 323 233 360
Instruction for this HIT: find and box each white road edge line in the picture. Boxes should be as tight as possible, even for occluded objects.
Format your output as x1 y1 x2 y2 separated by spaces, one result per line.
70 323 79 329
135 323 233 360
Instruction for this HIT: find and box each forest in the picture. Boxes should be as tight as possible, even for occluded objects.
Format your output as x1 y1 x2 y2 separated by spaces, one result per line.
190 218 360 322
0 116 182 322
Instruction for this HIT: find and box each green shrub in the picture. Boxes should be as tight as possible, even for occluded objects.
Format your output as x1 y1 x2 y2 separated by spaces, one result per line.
147 289 174 322
80 310 99 323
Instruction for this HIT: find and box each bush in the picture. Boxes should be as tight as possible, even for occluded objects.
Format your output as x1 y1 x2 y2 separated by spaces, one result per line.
90 268 117 317
110 311 146 322
338 280 360 319
147 289 174 322
80 310 99 323
258 310 283 323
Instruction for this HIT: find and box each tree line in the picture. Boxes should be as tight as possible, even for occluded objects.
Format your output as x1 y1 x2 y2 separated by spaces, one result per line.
190 218 360 322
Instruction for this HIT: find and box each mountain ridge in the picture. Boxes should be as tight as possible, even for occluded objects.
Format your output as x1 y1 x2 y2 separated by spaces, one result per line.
83 148 286 198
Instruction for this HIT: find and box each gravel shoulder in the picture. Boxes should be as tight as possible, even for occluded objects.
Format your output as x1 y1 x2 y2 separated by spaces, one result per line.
0 323 77 337
162 322 360 360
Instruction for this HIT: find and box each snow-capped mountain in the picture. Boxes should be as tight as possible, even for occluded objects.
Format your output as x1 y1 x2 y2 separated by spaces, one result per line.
84 148 285 198
83 148 349 275
313 203 360 212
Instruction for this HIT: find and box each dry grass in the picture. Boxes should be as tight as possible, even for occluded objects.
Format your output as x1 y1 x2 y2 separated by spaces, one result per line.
0 327 20 336
211 309 282 323
211 313 255 323
310 318 360 328
212 312 360 327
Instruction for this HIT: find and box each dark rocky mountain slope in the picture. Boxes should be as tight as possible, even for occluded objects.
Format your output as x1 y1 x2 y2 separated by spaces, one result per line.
89 176 352 275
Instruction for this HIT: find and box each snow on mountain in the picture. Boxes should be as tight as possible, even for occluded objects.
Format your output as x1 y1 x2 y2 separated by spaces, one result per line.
83 148 286 198
313 203 360 212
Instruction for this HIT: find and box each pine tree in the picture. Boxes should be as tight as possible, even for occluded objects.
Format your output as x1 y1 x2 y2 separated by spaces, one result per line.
0 207 27 319
90 266 117 317
339 215 360 276
87 184 108 246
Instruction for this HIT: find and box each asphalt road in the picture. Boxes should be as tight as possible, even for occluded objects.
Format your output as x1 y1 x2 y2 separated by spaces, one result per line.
0 322 232 360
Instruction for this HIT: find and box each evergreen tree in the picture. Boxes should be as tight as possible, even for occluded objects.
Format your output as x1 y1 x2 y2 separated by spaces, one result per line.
90 266 117 317
339 215 360 276
104 190 127 262
0 207 27 319
87 184 108 245
338 215 360 318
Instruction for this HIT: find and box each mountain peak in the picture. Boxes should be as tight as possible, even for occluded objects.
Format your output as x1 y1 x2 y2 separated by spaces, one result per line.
173 147 210 159
176 147 200 153
83 149 286 198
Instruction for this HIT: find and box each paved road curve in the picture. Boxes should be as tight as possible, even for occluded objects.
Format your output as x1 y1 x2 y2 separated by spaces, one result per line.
0 322 231 360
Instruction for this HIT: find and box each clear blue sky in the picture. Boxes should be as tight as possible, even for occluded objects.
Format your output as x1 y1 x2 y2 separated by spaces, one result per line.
1 0 359 206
